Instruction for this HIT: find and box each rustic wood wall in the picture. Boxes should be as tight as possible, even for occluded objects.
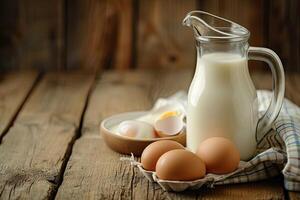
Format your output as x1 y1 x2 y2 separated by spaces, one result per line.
0 0 299 72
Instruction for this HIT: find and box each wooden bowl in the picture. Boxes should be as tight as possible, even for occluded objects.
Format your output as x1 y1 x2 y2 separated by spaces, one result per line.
100 111 186 156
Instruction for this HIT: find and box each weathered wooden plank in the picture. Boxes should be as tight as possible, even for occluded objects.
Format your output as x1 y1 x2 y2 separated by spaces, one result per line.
0 72 94 199
67 0 133 71
66 0 115 70
55 70 156 199
0 70 39 140
0 0 65 69
0 0 20 69
112 0 133 70
267 0 300 72
136 0 197 69
289 191 300 200
56 69 287 199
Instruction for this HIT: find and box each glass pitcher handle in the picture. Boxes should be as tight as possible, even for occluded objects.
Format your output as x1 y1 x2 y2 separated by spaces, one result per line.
248 47 285 141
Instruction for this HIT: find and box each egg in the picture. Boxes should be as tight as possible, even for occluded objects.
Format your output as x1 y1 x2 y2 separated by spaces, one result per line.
159 111 179 120
137 103 185 125
156 149 206 181
141 140 184 171
154 112 184 137
196 137 240 174
117 120 157 139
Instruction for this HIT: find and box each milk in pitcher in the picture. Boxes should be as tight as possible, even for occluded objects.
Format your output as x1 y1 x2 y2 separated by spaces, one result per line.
187 52 259 160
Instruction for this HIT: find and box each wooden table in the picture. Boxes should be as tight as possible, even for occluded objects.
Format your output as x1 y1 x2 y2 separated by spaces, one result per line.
0 69 299 200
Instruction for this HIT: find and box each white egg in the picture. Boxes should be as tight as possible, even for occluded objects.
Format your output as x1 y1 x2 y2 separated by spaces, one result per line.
117 120 157 139
154 115 184 137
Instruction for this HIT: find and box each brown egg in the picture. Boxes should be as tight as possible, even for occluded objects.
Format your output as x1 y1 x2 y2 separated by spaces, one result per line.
156 149 206 181
196 137 240 174
141 140 184 171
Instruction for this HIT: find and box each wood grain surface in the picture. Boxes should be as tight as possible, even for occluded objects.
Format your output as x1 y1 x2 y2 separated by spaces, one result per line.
267 0 300 72
289 191 300 200
112 0 133 70
0 0 20 69
136 0 197 70
0 72 94 199
17 0 64 69
1 0 299 72
0 71 39 140
0 69 298 199
66 0 133 71
56 70 156 199
66 0 117 71
55 69 293 199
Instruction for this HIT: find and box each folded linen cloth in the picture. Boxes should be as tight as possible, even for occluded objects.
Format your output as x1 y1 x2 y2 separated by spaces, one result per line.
149 90 300 191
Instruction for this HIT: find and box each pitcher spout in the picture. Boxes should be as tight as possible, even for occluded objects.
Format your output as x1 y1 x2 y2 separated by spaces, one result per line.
182 11 208 38
182 11 250 42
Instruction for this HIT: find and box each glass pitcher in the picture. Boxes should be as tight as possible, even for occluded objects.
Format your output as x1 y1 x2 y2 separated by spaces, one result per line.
183 11 285 160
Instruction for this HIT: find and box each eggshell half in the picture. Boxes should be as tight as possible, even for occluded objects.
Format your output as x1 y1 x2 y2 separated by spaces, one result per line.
154 116 184 137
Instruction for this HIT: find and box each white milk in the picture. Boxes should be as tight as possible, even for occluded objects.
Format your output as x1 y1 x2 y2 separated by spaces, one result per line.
187 53 258 160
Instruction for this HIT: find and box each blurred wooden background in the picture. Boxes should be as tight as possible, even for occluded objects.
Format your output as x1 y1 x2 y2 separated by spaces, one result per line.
0 0 299 72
